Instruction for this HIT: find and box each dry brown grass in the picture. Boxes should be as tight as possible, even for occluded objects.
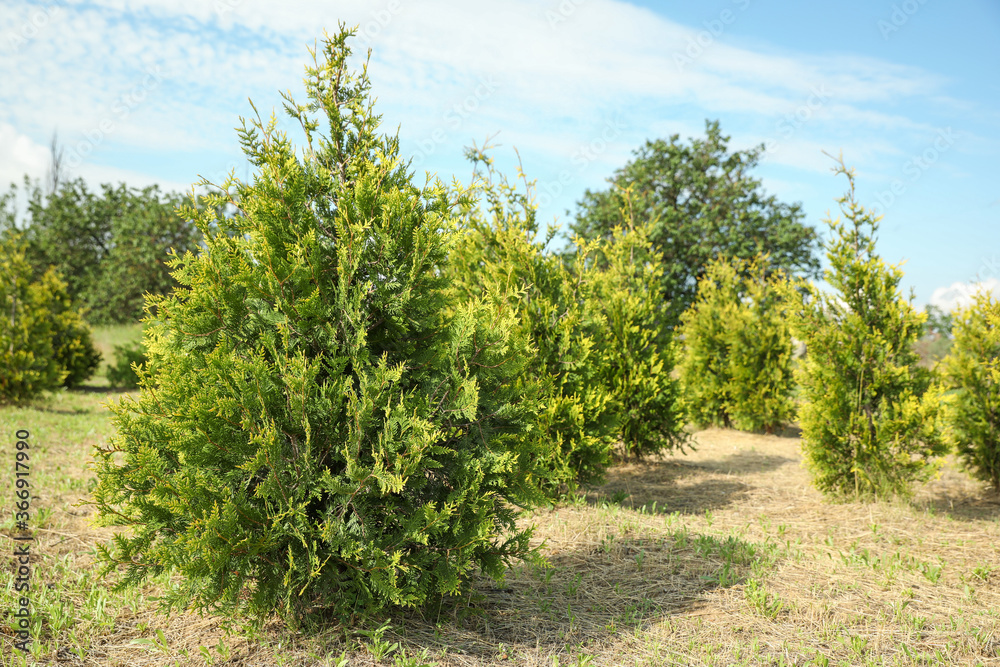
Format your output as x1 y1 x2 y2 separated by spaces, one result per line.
2 397 999 666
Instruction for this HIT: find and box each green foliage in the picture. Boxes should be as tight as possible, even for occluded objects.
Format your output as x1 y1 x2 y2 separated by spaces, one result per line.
0 235 64 401
0 183 17 233
447 153 686 493
14 176 201 324
939 291 1000 492
788 159 944 499
587 200 687 458
678 255 794 433
446 147 618 494
106 340 147 389
571 120 820 328
0 235 100 401
913 304 954 368
922 304 954 337
90 27 547 627
47 274 102 388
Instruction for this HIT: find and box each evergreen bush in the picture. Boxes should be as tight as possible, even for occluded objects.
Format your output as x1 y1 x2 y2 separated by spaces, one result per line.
447 155 687 491
106 340 146 389
47 274 102 388
91 27 547 627
678 255 793 432
1 236 64 401
939 290 1000 492
1 235 100 401
588 197 688 458
788 159 944 499
446 148 618 494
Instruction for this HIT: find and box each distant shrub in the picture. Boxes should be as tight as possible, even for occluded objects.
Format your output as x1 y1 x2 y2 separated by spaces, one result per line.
588 213 688 459
17 176 201 325
106 340 146 389
1 235 100 401
47 274 102 388
446 152 618 495
939 291 1000 492
678 254 794 433
447 157 687 493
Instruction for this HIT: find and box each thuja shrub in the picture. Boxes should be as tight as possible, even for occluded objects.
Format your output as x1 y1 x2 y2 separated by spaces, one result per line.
678 255 794 433
939 291 1000 492
587 206 688 458
677 258 735 429
1 236 64 401
91 27 547 627
0 235 100 401
788 160 944 499
448 157 687 491
725 262 794 432
106 340 146 389
446 148 618 494
47 274 102 388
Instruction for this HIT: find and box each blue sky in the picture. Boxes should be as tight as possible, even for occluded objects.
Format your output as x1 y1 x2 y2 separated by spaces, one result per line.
2 0 998 309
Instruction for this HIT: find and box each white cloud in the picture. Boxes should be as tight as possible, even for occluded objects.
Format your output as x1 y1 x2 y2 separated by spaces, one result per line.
0 0 967 227
1 0 949 145
929 278 999 313
0 122 48 187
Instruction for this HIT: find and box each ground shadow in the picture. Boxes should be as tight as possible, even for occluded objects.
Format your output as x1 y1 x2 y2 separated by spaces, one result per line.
697 451 797 475
771 423 803 439
910 490 1000 523
22 403 94 416
388 530 773 662
582 451 795 515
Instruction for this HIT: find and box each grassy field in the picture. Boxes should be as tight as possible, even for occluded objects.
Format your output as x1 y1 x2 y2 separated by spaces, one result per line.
88 324 144 378
1 363 998 665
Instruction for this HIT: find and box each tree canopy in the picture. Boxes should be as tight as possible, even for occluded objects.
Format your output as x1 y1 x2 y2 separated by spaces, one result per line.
570 120 820 327
4 177 202 324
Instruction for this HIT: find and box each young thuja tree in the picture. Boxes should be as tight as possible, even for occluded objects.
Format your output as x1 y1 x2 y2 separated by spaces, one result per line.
46 272 102 388
939 290 1000 492
91 27 547 627
106 339 147 390
789 158 944 499
677 254 794 432
725 257 794 432
446 146 618 495
448 159 687 488
0 234 100 401
0 235 64 401
677 257 737 429
588 190 688 458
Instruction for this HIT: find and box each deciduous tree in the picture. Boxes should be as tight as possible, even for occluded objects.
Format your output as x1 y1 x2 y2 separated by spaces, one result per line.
571 120 819 327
